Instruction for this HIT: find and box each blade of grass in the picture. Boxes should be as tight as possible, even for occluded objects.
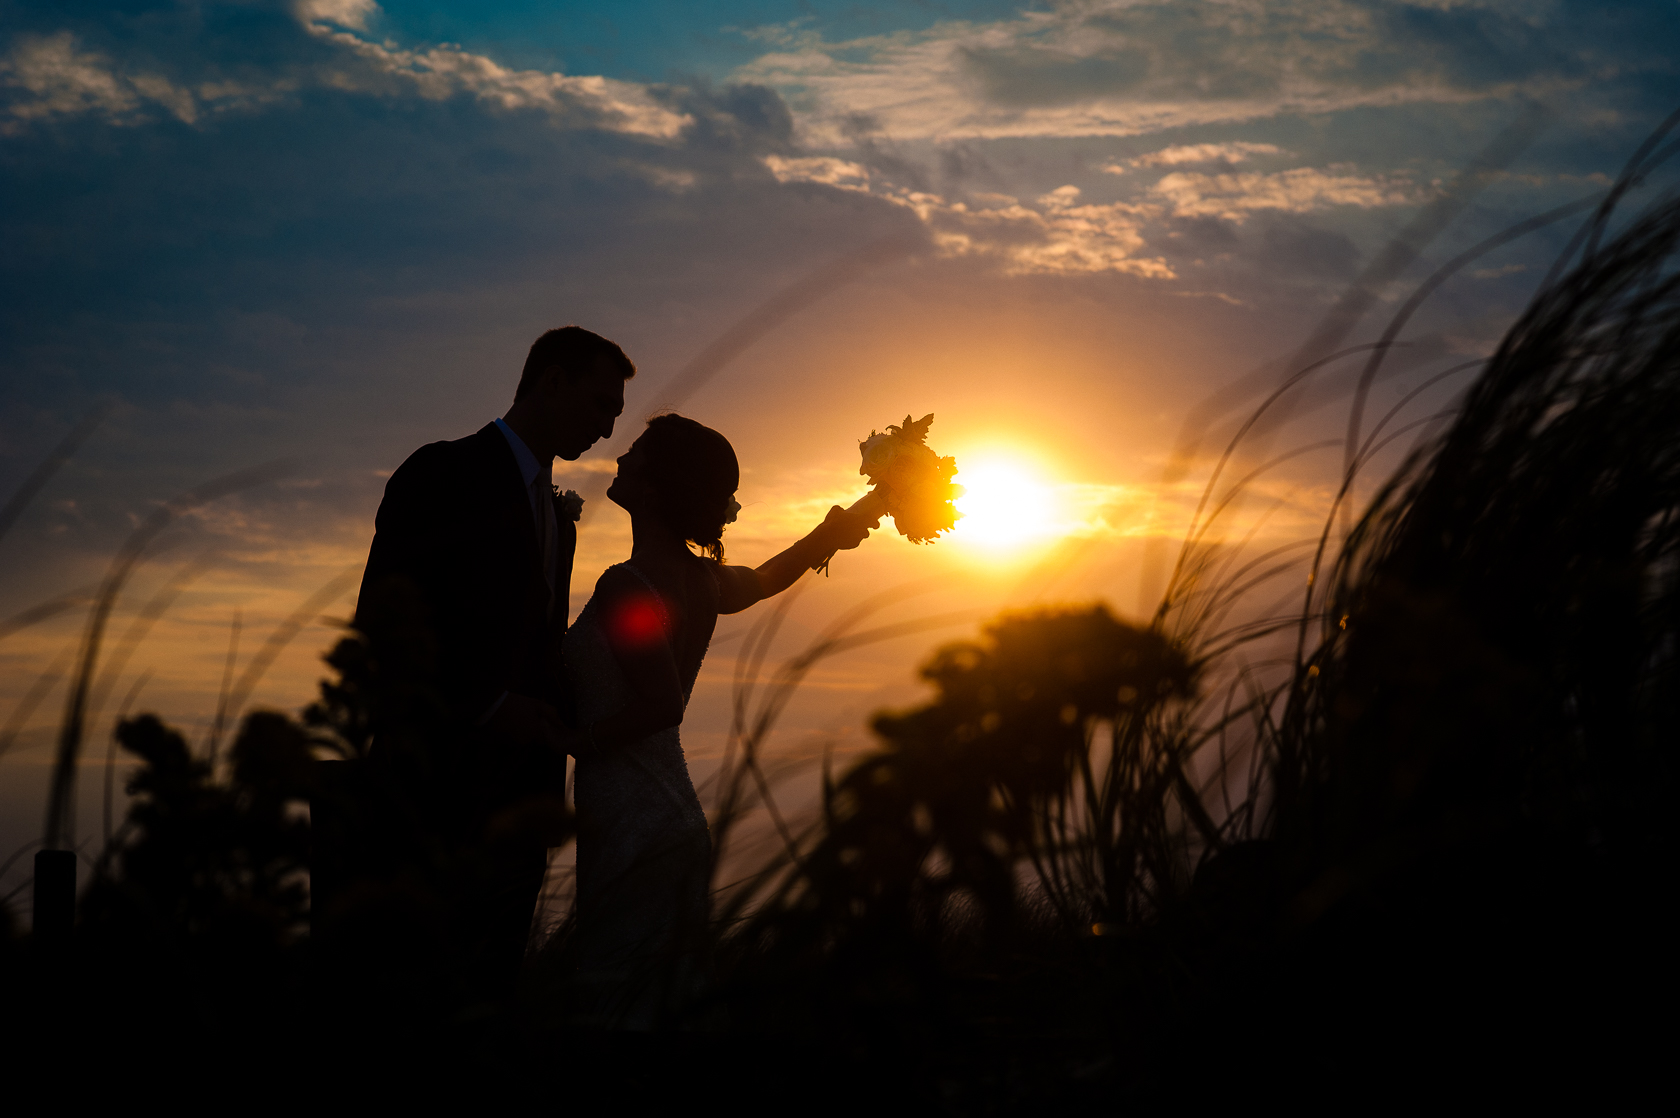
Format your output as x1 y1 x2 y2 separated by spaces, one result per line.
43 459 291 851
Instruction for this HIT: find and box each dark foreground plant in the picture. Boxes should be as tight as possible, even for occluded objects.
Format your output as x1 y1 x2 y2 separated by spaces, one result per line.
75 713 313 1026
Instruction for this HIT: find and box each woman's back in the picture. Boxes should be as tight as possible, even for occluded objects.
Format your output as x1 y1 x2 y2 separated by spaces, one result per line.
620 552 720 694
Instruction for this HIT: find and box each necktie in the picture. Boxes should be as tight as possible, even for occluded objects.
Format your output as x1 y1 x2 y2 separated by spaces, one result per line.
532 475 559 617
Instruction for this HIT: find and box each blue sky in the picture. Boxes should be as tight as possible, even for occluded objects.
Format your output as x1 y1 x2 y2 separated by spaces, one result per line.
1 0 1676 868
371 1 1040 80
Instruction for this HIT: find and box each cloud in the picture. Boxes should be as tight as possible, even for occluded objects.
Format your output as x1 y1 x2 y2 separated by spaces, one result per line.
971 186 1172 278
2 8 691 141
763 159 1172 278
293 12 691 139
0 32 201 131
732 0 1644 144
1151 166 1417 222
0 13 921 441
293 0 379 33
1130 142 1283 168
9 0 1346 284
764 154 872 190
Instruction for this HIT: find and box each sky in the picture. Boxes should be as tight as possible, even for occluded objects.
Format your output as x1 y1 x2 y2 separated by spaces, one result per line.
2 0 1676 895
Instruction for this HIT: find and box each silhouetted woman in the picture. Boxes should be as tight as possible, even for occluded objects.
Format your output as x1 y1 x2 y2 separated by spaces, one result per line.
562 413 874 1024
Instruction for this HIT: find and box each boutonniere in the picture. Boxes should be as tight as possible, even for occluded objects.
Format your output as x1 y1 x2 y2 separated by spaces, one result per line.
554 486 584 521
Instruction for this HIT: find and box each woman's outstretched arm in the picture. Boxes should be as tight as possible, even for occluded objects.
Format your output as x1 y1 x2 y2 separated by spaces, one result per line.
715 504 879 614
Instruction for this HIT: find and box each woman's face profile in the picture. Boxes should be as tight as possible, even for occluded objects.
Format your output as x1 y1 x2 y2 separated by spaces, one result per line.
608 442 650 511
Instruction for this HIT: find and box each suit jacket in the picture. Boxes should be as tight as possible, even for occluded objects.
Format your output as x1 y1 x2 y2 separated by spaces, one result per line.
357 423 576 727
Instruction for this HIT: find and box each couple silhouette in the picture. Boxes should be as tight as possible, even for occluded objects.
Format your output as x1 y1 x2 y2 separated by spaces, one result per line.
347 326 877 1018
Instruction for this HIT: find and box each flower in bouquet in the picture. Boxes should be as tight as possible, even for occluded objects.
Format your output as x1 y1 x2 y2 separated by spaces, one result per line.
859 414 963 543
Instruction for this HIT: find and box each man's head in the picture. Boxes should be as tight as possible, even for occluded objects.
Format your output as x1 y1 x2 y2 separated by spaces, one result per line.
511 326 635 461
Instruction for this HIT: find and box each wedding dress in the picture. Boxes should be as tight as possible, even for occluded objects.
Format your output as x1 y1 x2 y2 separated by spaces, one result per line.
563 562 712 1023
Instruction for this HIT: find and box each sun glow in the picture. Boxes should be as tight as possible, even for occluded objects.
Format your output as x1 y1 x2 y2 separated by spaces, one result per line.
951 456 1061 550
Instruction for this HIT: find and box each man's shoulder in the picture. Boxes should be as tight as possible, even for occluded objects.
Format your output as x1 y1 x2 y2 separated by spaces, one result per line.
390 424 505 485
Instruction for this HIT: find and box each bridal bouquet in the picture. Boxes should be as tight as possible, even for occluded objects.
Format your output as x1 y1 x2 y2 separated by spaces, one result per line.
816 413 963 571
857 414 964 542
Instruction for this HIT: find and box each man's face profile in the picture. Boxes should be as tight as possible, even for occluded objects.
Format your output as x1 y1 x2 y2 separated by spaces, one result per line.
551 358 626 460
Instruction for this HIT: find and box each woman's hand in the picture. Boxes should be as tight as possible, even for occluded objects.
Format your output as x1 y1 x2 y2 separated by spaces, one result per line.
818 498 883 553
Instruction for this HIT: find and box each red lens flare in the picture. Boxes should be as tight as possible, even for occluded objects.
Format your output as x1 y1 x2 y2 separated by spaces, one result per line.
609 593 668 648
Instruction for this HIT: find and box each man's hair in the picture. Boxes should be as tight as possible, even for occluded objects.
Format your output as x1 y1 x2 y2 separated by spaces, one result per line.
515 326 636 400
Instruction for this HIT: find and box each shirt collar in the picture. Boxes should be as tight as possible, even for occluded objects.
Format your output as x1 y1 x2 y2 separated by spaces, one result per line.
494 417 547 490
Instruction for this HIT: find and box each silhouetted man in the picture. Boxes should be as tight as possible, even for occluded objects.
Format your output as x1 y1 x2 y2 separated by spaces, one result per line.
353 326 632 997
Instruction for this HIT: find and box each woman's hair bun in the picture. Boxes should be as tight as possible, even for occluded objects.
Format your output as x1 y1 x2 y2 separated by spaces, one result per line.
634 413 739 561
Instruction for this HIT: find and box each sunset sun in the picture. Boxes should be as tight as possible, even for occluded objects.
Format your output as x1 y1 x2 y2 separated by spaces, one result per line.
952 457 1060 550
